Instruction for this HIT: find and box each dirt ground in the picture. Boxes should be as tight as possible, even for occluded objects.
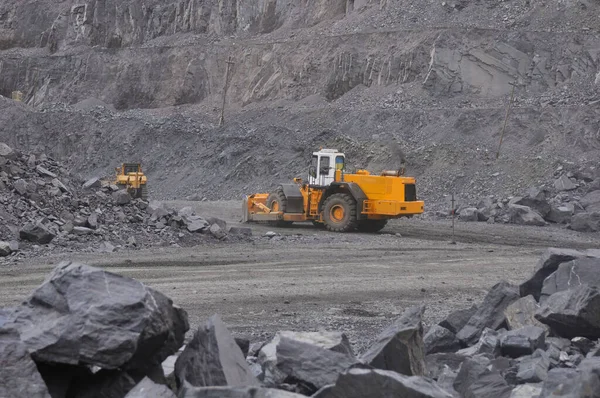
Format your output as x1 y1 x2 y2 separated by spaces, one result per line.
0 200 597 354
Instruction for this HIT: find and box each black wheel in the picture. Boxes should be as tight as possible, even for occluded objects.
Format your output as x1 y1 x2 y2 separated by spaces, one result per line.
266 187 293 227
322 193 357 232
356 219 388 233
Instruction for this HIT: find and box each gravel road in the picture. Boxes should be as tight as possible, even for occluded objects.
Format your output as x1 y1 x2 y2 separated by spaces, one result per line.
0 200 597 353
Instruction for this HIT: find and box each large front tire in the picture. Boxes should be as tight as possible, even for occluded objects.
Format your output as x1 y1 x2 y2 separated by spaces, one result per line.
266 188 293 227
322 193 357 232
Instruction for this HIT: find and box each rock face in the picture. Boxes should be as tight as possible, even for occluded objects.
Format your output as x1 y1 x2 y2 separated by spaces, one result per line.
508 205 545 226
536 284 600 339
314 368 452 398
360 305 426 376
174 314 258 389
424 325 461 354
539 258 600 302
178 385 307 398
519 248 585 300
258 330 354 387
500 326 546 358
19 222 55 244
439 305 478 334
10 262 189 370
570 212 600 232
275 337 360 394
456 281 519 345
504 295 547 330
0 327 51 398
124 377 176 398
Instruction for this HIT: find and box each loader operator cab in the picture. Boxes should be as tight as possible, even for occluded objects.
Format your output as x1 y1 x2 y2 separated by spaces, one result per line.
308 149 345 186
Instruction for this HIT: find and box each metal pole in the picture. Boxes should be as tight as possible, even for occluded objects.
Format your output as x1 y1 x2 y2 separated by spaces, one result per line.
219 55 235 127
496 82 516 160
451 192 456 245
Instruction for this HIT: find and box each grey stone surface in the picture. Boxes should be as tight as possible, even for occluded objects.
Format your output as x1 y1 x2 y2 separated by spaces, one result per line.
516 350 550 383
275 336 361 393
19 222 55 244
113 189 132 205
425 352 467 380
179 385 305 398
554 175 577 191
540 258 600 303
174 314 258 389
312 368 452 398
570 212 600 232
360 305 426 376
439 305 478 335
457 328 502 357
505 295 547 331
519 248 585 301
456 281 519 345
124 377 176 398
536 284 600 339
10 261 188 371
509 383 542 398
424 325 460 354
508 205 545 226
500 326 546 358
0 241 12 256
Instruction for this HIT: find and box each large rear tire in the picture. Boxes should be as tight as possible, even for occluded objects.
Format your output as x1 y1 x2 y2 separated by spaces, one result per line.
356 219 388 233
266 188 293 227
322 193 357 232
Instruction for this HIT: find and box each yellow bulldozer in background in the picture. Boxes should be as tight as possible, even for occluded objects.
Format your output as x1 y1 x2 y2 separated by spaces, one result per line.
113 163 148 200
242 149 424 232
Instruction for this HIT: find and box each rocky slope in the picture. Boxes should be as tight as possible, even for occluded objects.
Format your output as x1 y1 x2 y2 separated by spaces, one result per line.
0 0 599 211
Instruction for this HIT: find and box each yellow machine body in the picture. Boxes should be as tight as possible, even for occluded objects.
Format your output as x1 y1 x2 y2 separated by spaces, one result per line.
242 149 424 232
113 163 148 200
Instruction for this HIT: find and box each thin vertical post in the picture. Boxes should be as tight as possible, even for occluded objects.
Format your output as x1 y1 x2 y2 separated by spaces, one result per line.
219 55 235 127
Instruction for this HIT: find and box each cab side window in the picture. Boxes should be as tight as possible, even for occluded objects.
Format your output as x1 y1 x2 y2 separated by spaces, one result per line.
320 156 331 174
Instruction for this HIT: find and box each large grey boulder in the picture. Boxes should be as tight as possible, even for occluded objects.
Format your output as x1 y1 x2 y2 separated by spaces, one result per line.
456 281 519 345
554 175 577 192
124 377 176 398
275 337 361 394
453 355 491 397
504 295 547 331
19 222 55 244
516 350 550 384
545 204 574 224
425 353 467 380
581 190 600 212
258 331 353 387
9 262 188 371
0 241 12 256
312 368 452 398
540 258 600 303
519 248 586 300
113 189 132 205
509 383 542 398
500 326 546 358
570 212 600 232
82 177 102 189
360 305 426 376
174 314 258 390
461 369 512 398
457 328 502 357
439 305 478 334
508 205 545 226
424 325 460 354
0 142 17 160
512 189 551 218
540 368 581 397
179 385 317 397
0 326 51 398
535 284 600 339
459 208 479 222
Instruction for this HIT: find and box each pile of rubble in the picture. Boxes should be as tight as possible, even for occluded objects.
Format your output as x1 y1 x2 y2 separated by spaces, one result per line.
0 142 251 260
3 248 600 397
448 170 600 232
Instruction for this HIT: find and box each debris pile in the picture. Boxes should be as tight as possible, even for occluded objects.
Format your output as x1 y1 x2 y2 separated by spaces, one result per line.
446 174 600 232
4 248 600 397
0 143 250 260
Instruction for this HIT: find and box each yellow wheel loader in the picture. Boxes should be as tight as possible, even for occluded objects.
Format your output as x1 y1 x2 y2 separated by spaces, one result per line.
113 163 148 200
242 149 424 232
